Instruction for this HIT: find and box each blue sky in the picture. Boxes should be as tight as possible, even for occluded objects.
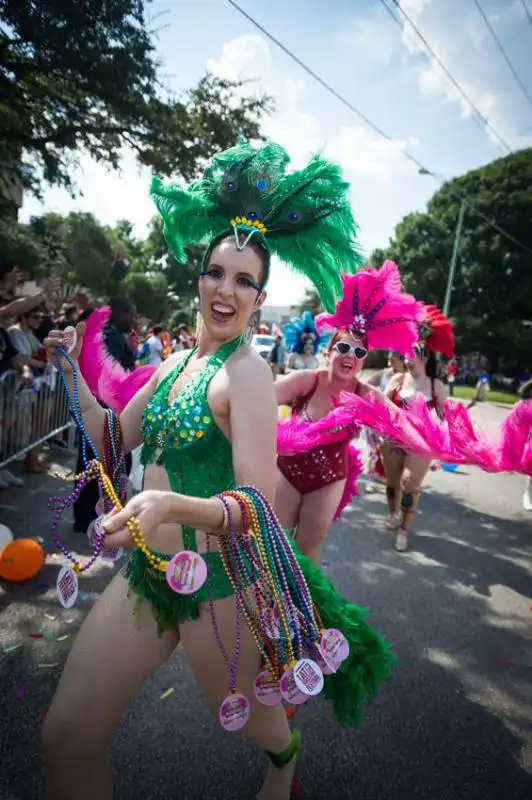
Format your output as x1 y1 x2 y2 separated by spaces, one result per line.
20 0 532 306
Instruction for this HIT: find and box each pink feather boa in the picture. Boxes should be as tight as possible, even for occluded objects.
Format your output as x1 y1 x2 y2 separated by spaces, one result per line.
338 391 532 475
78 306 156 413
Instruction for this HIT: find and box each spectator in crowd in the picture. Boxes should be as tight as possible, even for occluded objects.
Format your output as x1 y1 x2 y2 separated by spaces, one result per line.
145 323 166 367
269 333 286 378
73 296 136 532
7 305 43 357
447 358 458 397
467 372 490 410
0 264 58 323
7 304 50 474
0 323 47 487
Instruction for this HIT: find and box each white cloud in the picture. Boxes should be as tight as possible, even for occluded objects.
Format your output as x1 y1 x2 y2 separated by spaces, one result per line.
327 126 414 181
206 34 271 82
341 0 532 150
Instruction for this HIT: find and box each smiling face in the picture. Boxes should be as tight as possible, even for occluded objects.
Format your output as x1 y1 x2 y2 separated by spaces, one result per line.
328 329 368 383
199 238 266 343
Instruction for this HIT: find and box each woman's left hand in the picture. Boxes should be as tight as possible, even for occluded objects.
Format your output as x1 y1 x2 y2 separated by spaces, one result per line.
102 490 170 549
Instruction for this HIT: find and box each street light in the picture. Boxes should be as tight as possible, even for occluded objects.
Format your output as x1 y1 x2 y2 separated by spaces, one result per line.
419 168 465 317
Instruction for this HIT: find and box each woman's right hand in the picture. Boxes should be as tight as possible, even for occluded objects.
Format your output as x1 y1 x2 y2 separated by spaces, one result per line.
44 322 85 374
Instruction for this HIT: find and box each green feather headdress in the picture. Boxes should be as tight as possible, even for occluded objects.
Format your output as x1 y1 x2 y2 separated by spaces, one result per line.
150 139 362 312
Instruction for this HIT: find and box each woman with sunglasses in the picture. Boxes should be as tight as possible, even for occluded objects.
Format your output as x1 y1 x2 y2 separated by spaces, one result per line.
381 305 453 552
275 262 424 565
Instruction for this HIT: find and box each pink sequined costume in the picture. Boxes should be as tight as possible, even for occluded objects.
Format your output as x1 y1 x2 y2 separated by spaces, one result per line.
277 261 425 518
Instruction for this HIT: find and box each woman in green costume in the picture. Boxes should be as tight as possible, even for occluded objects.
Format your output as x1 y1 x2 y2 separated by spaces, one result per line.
42 140 392 800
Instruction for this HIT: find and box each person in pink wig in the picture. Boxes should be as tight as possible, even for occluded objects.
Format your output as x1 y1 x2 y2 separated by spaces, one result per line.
274 261 424 565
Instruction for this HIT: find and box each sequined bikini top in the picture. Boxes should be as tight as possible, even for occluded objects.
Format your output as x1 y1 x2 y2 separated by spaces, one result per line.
141 337 242 499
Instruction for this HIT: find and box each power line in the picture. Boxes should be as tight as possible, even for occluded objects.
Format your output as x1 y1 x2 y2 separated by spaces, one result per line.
520 0 532 30
472 0 532 113
380 0 512 153
226 0 532 258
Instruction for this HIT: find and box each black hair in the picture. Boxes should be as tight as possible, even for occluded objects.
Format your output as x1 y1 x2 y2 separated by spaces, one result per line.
425 350 438 380
153 324 164 336
109 296 135 316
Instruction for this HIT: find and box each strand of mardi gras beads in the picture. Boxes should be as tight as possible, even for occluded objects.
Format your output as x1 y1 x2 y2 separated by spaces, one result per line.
219 490 324 703
223 488 347 700
216 494 281 676
214 495 284 712
204 501 247 732
243 486 323 634
54 347 99 465
222 491 296 665
244 487 351 676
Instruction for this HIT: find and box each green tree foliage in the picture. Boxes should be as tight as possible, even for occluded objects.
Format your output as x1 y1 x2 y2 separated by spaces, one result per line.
142 217 204 300
370 148 532 368
0 0 272 195
299 288 323 316
123 270 169 321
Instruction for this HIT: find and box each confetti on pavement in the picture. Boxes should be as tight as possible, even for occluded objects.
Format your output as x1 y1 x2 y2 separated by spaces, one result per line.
16 682 26 700
56 635 70 642
160 688 174 700
38 662 60 669
2 644 22 655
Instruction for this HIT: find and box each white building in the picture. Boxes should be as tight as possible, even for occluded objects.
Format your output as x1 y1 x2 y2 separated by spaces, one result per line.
260 305 297 325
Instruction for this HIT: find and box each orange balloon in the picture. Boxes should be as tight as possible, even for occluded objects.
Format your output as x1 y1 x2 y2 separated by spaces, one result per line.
0 538 45 582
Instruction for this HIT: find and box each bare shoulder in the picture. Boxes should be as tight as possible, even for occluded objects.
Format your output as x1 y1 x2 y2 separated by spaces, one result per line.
225 343 272 384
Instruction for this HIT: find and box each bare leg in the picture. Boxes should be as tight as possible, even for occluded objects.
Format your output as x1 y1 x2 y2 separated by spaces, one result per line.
274 470 302 534
181 594 297 800
394 455 431 551
42 571 180 800
295 480 346 565
380 442 405 528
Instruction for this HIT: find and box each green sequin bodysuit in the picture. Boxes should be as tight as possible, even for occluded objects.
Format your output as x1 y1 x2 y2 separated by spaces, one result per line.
124 338 243 632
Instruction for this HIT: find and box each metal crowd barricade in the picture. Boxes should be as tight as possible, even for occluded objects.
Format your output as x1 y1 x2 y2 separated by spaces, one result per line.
0 365 75 469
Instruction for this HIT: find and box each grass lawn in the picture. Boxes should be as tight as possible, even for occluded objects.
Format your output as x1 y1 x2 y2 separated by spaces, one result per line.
452 386 518 405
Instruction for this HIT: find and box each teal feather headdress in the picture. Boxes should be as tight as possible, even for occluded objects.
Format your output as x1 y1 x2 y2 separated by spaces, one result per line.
150 139 362 312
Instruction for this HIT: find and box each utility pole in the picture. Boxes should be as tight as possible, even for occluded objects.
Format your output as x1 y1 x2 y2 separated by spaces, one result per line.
443 199 466 317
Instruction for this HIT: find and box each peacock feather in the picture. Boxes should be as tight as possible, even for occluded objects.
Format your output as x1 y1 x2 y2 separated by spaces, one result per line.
150 139 362 312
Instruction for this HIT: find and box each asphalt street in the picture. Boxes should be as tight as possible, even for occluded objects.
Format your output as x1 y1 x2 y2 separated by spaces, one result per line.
1 404 531 800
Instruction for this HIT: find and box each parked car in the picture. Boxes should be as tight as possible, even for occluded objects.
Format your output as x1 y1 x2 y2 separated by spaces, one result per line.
251 334 275 360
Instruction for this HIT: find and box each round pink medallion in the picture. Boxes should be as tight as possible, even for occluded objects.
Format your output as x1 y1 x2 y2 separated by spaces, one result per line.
279 668 308 706
316 647 339 676
56 566 79 609
219 693 250 732
320 628 350 664
62 326 77 354
292 658 324 697
253 669 282 706
166 551 207 595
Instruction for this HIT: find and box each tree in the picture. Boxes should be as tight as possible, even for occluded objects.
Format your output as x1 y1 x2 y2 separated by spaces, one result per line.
370 148 532 369
123 270 170 321
142 217 204 303
0 0 272 195
299 288 323 316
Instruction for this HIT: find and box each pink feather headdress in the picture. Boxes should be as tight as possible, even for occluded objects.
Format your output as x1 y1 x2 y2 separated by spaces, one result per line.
315 260 424 355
